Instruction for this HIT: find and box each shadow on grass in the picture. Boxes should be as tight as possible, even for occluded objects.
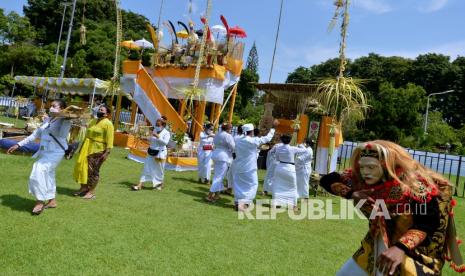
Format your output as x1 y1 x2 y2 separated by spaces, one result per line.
194 186 210 192
0 194 35 213
177 188 234 209
116 181 136 189
56 186 80 197
171 176 200 185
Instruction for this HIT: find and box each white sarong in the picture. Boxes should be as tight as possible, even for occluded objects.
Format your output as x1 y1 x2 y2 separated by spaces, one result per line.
29 150 64 201
197 149 212 181
210 161 229 192
263 159 277 193
139 156 166 187
272 163 298 207
233 170 258 204
296 164 311 198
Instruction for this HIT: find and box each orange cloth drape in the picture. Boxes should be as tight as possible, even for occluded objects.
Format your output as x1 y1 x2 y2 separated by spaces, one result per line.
317 116 343 148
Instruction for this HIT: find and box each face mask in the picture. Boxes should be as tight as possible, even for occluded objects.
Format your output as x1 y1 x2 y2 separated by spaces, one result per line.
358 157 384 185
49 107 59 113
155 126 162 132
96 111 105 118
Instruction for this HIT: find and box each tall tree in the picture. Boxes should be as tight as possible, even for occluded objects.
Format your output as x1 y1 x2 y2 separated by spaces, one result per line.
362 82 426 142
245 41 259 75
285 58 349 84
236 69 259 111
446 56 465 128
286 66 312 84
0 9 7 44
2 11 36 45
408 53 456 124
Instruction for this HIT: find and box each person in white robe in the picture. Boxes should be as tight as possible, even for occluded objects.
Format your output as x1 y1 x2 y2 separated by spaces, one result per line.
262 142 282 195
253 128 261 159
271 134 309 209
223 125 244 195
133 118 171 190
197 123 215 184
7 99 71 215
205 123 235 202
295 138 314 199
231 120 278 211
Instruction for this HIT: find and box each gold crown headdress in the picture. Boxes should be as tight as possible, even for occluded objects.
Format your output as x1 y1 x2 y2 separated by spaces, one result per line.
358 142 388 160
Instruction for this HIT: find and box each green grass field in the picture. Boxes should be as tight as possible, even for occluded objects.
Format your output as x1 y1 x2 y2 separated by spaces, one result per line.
1 148 465 275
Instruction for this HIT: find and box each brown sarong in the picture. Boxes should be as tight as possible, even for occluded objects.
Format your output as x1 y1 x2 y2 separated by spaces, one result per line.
87 152 106 189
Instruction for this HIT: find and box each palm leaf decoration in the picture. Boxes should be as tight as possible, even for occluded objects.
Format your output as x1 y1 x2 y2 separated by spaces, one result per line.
317 0 369 172
316 77 368 123
178 0 212 129
172 85 207 122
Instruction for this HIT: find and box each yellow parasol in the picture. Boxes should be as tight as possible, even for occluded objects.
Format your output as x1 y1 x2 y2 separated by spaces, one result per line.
121 40 141 50
176 30 189 39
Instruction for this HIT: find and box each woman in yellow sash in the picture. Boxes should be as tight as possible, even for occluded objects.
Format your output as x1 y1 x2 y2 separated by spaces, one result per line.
73 105 114 199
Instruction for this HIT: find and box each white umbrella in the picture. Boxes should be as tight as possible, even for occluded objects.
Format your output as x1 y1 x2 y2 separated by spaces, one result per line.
134 38 154 49
210 25 226 35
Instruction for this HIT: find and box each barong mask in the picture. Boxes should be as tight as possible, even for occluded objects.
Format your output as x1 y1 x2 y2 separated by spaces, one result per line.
357 143 388 185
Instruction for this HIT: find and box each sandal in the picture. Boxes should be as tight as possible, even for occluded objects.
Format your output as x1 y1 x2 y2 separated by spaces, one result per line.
82 193 96 200
223 188 233 196
205 193 219 202
44 203 57 209
73 190 89 197
131 185 142 191
32 204 45 215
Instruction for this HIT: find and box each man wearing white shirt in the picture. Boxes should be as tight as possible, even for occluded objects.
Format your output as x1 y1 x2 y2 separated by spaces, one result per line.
197 123 215 184
271 134 309 209
295 138 314 199
205 123 235 202
223 125 244 195
231 120 279 211
262 142 283 196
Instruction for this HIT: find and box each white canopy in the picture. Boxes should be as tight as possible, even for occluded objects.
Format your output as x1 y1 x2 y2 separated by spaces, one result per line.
211 25 227 35
14 76 111 96
134 38 154 49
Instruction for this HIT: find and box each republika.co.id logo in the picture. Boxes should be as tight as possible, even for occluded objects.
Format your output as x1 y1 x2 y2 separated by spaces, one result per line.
237 199 427 220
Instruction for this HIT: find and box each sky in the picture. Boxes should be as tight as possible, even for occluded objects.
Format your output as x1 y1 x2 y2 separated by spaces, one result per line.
2 0 465 83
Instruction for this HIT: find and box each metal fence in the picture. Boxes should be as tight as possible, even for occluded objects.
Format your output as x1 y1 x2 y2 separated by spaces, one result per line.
0 96 31 108
337 141 465 197
114 111 145 124
1 96 145 124
0 96 33 117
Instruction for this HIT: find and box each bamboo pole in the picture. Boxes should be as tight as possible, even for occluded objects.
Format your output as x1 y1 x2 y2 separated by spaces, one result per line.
212 103 221 129
227 83 238 123
190 101 198 136
194 100 206 141
209 103 218 122
114 92 123 129
179 99 187 119
177 99 183 114
129 100 137 125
